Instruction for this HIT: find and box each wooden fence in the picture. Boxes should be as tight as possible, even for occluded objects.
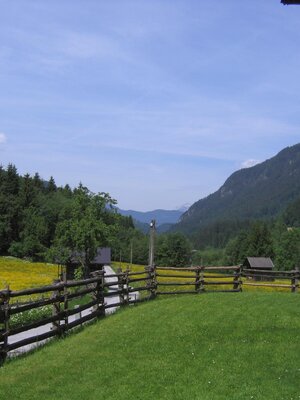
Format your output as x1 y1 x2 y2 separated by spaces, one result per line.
0 265 299 365
155 265 243 295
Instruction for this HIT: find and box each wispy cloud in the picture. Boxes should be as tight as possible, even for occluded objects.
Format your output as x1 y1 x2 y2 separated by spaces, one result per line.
60 32 129 61
0 133 7 144
241 159 260 169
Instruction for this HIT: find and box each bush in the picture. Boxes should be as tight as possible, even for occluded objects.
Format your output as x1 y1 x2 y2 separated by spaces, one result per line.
10 305 52 329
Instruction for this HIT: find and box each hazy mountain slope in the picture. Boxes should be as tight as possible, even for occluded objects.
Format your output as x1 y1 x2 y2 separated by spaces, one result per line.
118 208 184 226
176 143 300 235
132 219 150 234
157 223 175 234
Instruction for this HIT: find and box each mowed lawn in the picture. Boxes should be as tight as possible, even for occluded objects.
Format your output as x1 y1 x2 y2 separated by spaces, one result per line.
1 293 300 400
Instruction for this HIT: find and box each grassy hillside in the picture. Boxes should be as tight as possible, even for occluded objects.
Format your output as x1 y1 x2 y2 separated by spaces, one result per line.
0 257 58 291
1 293 299 399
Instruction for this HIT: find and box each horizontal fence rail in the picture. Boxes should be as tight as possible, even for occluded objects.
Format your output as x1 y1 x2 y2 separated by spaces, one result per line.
0 264 299 365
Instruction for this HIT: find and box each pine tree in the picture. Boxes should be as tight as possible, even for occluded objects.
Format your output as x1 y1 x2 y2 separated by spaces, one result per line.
47 176 57 193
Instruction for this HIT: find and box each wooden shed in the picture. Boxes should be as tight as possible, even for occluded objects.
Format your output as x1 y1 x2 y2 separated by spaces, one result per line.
66 247 111 279
243 257 274 281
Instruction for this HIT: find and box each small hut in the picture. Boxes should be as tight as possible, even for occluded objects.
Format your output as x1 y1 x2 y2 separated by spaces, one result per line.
243 257 274 281
66 247 111 279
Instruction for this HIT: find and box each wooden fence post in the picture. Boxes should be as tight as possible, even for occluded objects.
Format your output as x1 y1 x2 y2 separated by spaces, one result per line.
117 267 125 305
195 267 200 293
239 265 243 292
153 265 157 298
291 267 299 293
100 269 106 316
146 265 156 299
51 279 62 336
233 265 243 292
199 266 205 292
125 267 130 304
92 270 106 317
0 287 10 366
62 270 68 328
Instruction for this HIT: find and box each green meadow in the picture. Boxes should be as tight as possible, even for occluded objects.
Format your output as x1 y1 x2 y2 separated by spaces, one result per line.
1 292 300 399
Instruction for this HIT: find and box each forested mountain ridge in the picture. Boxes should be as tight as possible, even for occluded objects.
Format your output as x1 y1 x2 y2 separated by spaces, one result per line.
283 196 300 227
118 208 184 226
176 143 300 237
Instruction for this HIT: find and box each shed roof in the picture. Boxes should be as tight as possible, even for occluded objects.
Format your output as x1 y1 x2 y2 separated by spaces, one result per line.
244 257 274 269
93 247 111 264
70 247 111 265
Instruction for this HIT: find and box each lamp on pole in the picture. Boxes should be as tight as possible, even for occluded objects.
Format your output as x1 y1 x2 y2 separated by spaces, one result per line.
148 220 156 268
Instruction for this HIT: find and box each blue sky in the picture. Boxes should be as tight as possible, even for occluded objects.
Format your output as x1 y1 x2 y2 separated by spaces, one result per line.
0 0 300 211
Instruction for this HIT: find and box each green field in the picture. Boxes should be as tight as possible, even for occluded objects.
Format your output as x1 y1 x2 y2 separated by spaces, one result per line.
1 292 300 399
0 257 58 291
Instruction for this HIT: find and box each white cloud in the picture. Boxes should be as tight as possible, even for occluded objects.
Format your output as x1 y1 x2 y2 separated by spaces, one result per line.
61 32 124 61
0 133 7 144
241 159 260 169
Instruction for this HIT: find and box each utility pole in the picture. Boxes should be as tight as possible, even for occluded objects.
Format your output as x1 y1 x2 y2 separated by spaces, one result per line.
148 220 156 268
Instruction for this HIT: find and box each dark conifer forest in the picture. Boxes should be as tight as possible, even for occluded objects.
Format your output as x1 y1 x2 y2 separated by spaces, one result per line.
0 164 191 268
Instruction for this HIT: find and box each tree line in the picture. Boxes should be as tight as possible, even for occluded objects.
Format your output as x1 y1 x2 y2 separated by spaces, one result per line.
0 164 191 268
192 220 300 270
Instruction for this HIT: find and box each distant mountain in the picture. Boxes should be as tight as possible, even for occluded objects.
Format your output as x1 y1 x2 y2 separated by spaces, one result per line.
132 219 150 234
131 221 175 235
118 208 184 227
157 223 175 234
177 203 191 212
174 143 300 242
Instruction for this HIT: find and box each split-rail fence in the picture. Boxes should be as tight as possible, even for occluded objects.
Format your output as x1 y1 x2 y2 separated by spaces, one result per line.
0 264 299 365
